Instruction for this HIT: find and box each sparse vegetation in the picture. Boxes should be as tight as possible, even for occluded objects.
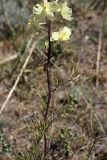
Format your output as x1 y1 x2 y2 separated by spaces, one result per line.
0 0 107 160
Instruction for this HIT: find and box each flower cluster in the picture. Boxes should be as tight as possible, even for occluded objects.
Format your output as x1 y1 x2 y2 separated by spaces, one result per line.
29 0 73 41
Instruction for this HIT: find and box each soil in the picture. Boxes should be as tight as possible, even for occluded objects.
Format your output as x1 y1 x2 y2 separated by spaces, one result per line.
0 1 107 160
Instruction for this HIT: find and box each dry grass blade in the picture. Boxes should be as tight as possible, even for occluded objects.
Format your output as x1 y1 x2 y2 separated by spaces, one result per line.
79 90 105 134
0 35 45 114
90 0 107 11
96 28 102 87
0 53 20 65
0 34 34 65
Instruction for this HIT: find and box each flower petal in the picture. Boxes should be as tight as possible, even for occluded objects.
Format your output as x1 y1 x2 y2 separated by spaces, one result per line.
51 26 72 41
33 4 43 15
60 2 72 21
51 32 59 41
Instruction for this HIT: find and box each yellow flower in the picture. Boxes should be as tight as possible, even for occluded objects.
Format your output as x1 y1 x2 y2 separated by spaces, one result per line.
32 1 59 21
43 1 54 20
43 0 59 20
51 32 59 41
51 26 71 41
59 26 71 41
33 4 43 15
31 4 45 26
29 1 72 27
58 2 72 21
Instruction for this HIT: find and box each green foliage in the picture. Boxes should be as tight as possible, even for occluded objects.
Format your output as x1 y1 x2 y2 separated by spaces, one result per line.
15 118 53 160
0 128 11 154
61 94 78 119
60 85 79 119
50 128 72 159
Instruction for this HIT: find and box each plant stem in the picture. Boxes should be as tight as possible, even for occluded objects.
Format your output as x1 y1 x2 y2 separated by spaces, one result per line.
44 1 52 158
44 21 52 121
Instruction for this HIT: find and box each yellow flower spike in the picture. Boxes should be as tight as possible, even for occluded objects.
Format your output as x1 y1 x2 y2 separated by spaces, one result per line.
51 26 72 41
59 2 72 21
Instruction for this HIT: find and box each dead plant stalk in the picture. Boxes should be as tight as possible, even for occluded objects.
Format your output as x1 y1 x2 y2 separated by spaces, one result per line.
96 28 102 87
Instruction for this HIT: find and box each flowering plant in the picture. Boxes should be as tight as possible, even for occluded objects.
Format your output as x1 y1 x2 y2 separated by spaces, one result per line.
29 0 73 41
29 0 73 158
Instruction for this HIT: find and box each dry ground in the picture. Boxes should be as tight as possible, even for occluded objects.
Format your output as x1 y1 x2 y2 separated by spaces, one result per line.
0 1 107 160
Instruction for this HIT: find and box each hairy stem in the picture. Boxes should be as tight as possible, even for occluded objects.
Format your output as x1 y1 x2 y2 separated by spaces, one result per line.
44 1 52 158
44 20 52 121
